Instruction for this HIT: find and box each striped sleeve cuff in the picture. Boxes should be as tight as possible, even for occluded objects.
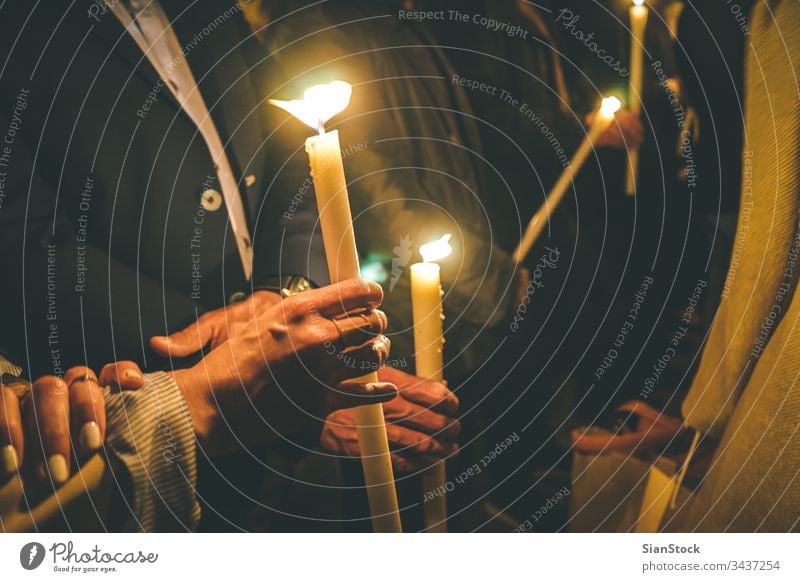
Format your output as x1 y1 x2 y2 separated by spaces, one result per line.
102 371 201 531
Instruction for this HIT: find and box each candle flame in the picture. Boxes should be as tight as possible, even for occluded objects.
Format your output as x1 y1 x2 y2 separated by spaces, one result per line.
420 234 453 263
633 0 645 6
600 96 622 117
269 80 352 132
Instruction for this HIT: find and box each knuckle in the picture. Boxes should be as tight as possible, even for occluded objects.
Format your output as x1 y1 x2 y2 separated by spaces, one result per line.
38 421 68 443
63 366 94 385
72 385 103 409
286 294 312 319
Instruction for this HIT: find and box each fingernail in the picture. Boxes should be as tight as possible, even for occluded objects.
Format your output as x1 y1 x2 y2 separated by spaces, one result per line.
1 445 19 475
79 421 103 452
39 454 69 484
373 336 391 366
367 381 396 395
124 369 143 381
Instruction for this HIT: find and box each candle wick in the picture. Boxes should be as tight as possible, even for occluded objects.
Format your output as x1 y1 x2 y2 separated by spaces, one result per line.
318 120 326 135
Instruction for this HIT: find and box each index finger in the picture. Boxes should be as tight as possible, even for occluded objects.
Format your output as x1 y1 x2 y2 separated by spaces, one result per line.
25 376 71 485
301 279 384 318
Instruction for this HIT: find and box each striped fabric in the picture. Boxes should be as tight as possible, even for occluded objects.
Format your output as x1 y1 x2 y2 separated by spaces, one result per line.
103 372 201 531
0 354 22 377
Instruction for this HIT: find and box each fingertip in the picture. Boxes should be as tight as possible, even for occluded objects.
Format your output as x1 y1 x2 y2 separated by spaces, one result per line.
116 362 144 389
79 421 103 454
149 336 170 355
365 279 384 300
1 444 19 476
122 369 145 389
39 454 69 485
100 361 144 390
368 381 398 399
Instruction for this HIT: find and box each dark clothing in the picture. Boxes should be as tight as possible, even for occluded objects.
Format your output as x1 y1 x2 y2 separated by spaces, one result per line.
677 0 753 217
0 2 320 377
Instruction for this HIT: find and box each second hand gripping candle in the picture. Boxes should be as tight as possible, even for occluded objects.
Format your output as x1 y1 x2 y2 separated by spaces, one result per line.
271 81 402 532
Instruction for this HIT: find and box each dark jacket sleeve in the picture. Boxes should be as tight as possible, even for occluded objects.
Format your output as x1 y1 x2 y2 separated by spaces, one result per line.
0 111 202 377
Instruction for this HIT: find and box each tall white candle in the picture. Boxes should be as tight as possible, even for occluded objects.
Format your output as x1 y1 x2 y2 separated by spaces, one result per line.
514 97 621 264
626 0 649 196
272 81 402 532
410 234 453 532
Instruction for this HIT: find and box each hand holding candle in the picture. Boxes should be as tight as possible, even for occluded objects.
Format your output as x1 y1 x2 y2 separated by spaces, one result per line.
626 0 649 196
513 97 621 264
271 81 402 532
411 234 453 532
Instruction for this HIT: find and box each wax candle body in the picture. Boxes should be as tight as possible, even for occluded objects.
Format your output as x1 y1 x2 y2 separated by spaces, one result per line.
411 262 448 532
306 130 402 533
625 2 649 196
513 111 617 263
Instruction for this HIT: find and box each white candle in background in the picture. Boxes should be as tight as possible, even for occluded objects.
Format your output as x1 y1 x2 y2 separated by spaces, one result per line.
626 0 649 196
410 234 453 532
514 97 622 264
271 81 402 533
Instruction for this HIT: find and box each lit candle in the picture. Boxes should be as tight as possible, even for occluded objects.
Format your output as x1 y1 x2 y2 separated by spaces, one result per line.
410 234 453 533
625 0 649 196
513 97 621 263
271 81 402 532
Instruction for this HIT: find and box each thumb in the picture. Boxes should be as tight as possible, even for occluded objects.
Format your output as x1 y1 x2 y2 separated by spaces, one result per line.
327 381 398 413
150 318 213 358
99 360 144 390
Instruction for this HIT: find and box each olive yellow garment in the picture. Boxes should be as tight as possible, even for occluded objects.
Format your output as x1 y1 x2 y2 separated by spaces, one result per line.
681 0 800 441
670 0 800 531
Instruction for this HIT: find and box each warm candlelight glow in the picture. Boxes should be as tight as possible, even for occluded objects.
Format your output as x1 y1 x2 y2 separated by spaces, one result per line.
270 77 402 532
270 80 352 133
627 0 649 195
600 96 622 118
419 234 453 263
513 96 620 263
411 234 453 532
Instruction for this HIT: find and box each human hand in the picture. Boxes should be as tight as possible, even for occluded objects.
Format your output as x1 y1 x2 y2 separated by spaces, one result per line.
150 290 282 358
169 279 398 456
1 362 144 485
586 108 644 150
320 367 460 472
